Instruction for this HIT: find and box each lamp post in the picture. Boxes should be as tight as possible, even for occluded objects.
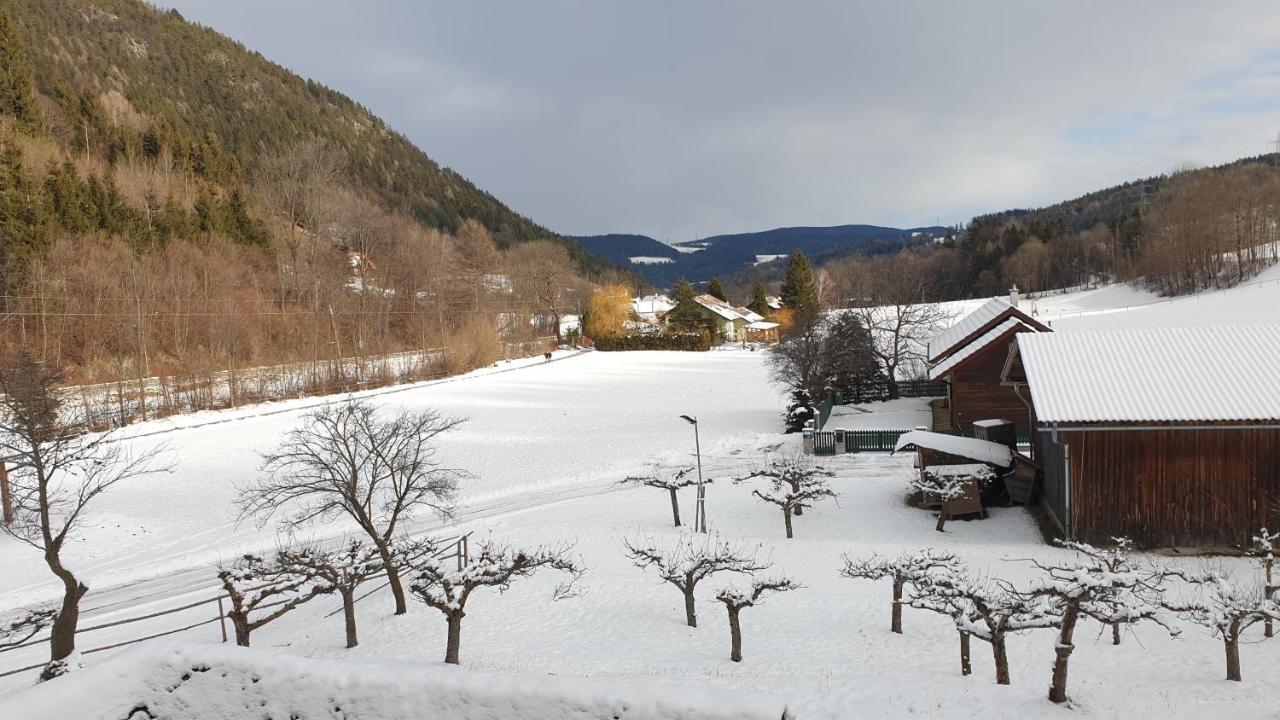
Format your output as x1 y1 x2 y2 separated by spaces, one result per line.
679 414 706 533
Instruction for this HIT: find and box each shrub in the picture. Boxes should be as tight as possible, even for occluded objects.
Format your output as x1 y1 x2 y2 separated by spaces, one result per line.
593 333 710 352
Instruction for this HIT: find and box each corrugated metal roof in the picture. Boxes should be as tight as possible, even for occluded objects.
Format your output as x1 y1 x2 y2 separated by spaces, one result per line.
927 317 1027 380
694 294 744 321
1017 325 1280 424
927 298 1013 361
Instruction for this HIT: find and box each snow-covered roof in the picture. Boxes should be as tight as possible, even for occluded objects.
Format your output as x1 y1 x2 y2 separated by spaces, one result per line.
972 419 1012 428
927 317 1032 380
927 297 1047 362
766 295 783 309
735 307 766 323
922 463 997 479
745 321 780 330
1016 325 1280 424
633 294 675 316
893 430 1014 467
695 294 746 321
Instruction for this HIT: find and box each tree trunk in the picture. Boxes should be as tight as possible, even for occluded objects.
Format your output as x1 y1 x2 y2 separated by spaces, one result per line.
728 607 743 662
1048 603 1079 703
783 507 794 539
683 588 698 628
790 481 803 516
891 577 904 634
1224 623 1241 682
232 615 251 647
375 543 408 616
46 558 87 665
1111 622 1121 646
445 613 463 665
991 632 1010 685
668 488 681 527
959 630 971 677
935 506 947 532
341 588 358 649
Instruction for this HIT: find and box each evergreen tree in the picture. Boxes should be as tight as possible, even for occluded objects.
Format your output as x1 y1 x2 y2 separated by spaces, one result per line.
0 12 38 126
780 251 820 328
783 388 815 433
748 282 770 317
666 279 707 333
707 278 727 302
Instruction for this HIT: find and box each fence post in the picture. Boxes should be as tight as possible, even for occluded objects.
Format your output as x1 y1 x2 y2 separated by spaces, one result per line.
217 596 227 643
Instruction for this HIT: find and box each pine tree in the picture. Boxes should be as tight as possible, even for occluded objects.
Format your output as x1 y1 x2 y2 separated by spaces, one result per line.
780 251 819 328
748 282 770 317
666 279 706 333
707 278 727 302
0 12 38 127
783 388 815 433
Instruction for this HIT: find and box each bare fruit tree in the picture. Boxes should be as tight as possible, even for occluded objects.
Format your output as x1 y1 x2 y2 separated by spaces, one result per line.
623 534 769 628
238 399 469 616
278 541 385 649
1166 568 1279 682
716 576 801 662
0 351 169 680
840 549 960 634
909 565 1058 685
0 605 57 651
910 466 992 532
217 553 331 647
749 474 836 539
407 537 582 665
1021 539 1179 704
1249 527 1278 638
737 455 835 517
621 465 700 527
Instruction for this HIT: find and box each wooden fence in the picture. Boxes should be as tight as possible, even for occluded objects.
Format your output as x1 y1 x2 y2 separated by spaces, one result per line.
0 533 469 680
837 380 948 404
810 428 1031 455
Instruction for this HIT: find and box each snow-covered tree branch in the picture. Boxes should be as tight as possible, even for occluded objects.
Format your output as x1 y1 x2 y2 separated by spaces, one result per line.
0 605 58 652
407 537 582 665
738 455 837 538
217 552 331 647
277 540 385 648
1165 567 1279 682
623 533 770 628
621 464 699 527
716 575 801 662
840 549 960 634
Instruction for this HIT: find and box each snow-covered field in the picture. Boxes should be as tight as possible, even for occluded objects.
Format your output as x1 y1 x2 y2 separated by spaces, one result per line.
3 271 1280 718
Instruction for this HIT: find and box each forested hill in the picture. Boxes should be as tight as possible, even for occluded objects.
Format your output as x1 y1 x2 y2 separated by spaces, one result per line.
577 224 950 287
7 0 609 272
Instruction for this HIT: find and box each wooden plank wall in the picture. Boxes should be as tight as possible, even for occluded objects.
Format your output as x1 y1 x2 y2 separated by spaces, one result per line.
948 336 1034 433
1066 427 1280 547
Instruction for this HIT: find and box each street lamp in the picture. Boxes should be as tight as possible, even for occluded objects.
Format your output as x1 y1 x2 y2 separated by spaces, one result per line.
679 415 707 533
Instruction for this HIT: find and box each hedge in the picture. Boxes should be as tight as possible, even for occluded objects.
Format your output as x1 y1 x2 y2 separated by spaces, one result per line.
593 333 711 352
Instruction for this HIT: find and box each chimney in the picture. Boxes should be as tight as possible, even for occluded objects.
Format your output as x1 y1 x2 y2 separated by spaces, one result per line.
1008 284 1020 308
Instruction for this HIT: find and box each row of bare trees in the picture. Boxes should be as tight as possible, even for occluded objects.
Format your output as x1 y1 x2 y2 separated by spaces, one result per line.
843 538 1280 703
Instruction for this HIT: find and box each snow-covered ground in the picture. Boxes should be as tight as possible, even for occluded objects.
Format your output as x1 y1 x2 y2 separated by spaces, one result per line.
827 398 931 430
3 269 1280 717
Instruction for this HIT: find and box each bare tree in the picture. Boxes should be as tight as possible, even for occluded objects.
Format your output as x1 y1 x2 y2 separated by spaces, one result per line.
0 351 169 679
910 467 992 532
623 534 769 628
0 605 57 651
505 241 577 344
909 566 1058 685
1249 527 1278 638
621 465 700 527
217 553 331 647
746 470 836 539
277 541 384 648
840 549 960 634
737 454 835 517
1021 539 1179 704
716 576 801 662
238 399 469 616
407 537 582 665
844 253 951 394
1166 568 1279 682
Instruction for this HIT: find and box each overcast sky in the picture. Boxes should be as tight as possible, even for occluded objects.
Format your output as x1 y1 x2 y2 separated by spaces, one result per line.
161 1 1280 242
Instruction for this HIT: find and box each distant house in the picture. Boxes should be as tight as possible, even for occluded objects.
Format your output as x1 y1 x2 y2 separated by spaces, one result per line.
926 293 1050 433
1003 326 1280 548
693 294 750 341
765 295 784 311
633 294 675 324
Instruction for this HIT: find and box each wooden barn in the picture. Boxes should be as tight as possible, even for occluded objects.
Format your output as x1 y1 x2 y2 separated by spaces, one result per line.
1003 326 1280 548
926 294 1050 433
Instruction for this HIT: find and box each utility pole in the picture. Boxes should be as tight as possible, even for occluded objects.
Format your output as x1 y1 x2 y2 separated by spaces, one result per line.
679 415 707 532
1269 131 1280 169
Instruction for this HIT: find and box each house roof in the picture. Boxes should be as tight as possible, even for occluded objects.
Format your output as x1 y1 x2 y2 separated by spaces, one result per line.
893 430 1014 467
1014 325 1280 424
745 321 781 330
927 298 1048 363
735 307 766 323
927 317 1033 381
633 294 674 315
694 294 747 321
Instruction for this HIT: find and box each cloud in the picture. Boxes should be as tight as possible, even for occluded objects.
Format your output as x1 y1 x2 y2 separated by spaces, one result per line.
160 1 1280 240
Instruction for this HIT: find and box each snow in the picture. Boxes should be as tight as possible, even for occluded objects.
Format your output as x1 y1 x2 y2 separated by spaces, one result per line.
628 256 675 265
754 254 786 265
927 317 1035 380
927 297 1018 361
1 644 788 720
893 430 1014 467
1016 325 1280 423
672 244 705 254
827 398 931 430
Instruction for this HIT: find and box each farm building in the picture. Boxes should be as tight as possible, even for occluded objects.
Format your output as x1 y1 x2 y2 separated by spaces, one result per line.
1003 326 1280 548
926 294 1050 433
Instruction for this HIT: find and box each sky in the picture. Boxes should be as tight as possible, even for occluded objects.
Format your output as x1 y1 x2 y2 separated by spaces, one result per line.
159 1 1280 242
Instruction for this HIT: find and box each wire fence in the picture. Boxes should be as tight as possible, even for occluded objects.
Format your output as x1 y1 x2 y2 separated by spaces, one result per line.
0 533 470 680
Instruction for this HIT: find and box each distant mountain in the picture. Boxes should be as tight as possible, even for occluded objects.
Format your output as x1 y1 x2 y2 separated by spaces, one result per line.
576 224 951 287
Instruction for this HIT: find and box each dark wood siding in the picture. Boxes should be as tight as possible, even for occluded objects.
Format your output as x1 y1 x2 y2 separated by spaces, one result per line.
1064 427 1280 547
948 332 1035 433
